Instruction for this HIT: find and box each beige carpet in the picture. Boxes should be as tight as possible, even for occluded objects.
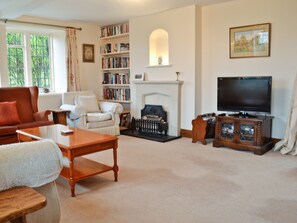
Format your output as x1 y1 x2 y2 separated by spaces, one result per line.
56 135 297 223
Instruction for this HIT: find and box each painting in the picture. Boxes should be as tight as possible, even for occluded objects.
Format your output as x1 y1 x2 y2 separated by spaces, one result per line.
229 23 271 58
134 73 144 81
82 44 95 62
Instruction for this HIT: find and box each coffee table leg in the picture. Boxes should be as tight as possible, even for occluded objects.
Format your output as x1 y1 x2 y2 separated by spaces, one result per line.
113 141 118 182
69 158 76 197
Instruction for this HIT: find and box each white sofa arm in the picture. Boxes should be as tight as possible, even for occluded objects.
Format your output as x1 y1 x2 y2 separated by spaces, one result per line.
99 102 123 114
0 139 63 191
60 104 87 119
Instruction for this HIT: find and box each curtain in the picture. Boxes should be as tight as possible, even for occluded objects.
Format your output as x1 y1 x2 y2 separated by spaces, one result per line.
66 28 81 92
274 73 297 155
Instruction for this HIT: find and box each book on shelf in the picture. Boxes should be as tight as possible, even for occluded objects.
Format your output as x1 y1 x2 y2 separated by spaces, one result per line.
100 43 112 54
103 88 130 101
102 72 130 85
100 23 129 38
101 56 130 69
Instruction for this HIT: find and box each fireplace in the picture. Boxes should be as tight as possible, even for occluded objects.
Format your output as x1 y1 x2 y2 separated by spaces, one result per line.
132 104 168 135
122 104 179 142
121 80 183 142
131 80 183 137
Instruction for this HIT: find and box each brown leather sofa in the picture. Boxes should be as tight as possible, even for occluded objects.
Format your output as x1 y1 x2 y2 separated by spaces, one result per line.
0 86 53 145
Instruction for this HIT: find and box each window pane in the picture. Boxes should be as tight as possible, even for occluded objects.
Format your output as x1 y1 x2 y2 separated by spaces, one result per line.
30 34 51 88
7 32 23 46
7 33 25 87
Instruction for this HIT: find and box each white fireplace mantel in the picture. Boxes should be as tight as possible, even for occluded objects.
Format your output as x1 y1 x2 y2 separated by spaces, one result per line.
131 80 183 136
132 80 184 85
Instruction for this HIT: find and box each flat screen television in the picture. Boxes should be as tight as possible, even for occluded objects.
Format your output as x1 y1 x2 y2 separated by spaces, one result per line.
217 76 272 114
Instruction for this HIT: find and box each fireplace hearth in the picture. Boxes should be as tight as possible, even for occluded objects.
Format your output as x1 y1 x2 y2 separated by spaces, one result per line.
121 104 180 142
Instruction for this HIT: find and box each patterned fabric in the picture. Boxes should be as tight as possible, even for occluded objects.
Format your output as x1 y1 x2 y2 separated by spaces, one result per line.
66 28 81 92
274 73 297 155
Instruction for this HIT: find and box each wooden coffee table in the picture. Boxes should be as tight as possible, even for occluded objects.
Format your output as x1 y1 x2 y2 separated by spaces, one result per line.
16 124 118 197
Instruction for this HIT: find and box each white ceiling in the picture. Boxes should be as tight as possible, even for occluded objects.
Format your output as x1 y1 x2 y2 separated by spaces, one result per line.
0 0 236 26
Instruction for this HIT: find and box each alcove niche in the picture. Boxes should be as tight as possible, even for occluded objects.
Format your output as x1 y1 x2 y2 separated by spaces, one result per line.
149 29 170 66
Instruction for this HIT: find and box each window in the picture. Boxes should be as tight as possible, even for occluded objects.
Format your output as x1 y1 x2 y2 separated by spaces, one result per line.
6 33 25 86
6 32 53 89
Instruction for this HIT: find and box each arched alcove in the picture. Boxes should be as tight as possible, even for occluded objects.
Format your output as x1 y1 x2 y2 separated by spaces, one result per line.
149 29 169 66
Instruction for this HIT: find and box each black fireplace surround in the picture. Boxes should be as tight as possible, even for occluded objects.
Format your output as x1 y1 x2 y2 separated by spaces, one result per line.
121 104 180 142
132 104 168 135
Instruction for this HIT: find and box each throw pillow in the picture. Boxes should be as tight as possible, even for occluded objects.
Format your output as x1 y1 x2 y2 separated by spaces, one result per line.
0 101 21 126
75 95 101 113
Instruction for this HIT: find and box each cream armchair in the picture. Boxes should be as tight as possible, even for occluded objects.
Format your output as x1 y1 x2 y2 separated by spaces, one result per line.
0 139 63 223
60 91 123 135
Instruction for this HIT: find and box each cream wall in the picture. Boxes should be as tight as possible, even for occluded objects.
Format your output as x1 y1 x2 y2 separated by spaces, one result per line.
0 16 101 95
201 0 297 138
129 5 200 130
0 17 101 110
1 0 296 138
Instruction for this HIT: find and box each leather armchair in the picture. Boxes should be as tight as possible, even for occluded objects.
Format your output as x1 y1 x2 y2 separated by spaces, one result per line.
0 86 53 144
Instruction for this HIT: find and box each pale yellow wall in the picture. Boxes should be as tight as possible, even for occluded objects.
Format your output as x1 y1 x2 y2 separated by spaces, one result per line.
201 0 297 138
1 0 296 138
129 5 199 131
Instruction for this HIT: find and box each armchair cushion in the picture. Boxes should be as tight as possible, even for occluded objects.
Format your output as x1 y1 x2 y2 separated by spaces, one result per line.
87 112 112 122
75 95 101 112
0 101 21 126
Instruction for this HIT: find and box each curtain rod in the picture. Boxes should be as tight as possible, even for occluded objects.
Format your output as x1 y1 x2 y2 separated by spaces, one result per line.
0 19 82 31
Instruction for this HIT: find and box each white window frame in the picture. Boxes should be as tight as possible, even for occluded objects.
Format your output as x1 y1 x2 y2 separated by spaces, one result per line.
6 29 55 91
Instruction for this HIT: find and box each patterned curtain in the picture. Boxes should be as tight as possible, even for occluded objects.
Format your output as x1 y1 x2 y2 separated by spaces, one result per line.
66 28 81 92
274 73 297 155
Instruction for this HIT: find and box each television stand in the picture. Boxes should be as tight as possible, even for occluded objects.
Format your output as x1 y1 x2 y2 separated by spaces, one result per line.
213 115 273 155
231 112 257 118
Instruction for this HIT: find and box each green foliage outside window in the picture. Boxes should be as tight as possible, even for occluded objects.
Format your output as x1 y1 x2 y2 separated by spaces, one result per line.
30 35 51 88
6 32 52 89
7 33 25 86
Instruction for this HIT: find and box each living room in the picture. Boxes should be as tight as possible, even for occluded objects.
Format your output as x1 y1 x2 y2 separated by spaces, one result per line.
0 0 297 222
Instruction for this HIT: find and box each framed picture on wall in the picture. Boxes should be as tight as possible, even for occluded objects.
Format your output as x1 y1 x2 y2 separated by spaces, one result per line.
134 73 144 81
229 23 271 58
82 44 95 62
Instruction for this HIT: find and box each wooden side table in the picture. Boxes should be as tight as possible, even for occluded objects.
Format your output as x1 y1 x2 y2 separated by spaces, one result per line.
0 186 47 223
50 109 69 125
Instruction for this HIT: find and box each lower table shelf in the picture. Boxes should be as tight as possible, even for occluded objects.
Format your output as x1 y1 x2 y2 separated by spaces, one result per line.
60 157 113 181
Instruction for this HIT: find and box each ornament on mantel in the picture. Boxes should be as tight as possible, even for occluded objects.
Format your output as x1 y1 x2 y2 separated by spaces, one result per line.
176 72 180 81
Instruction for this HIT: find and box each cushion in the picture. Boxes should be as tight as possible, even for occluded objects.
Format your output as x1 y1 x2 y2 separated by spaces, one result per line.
75 96 101 113
0 101 21 126
86 113 112 122
87 120 114 129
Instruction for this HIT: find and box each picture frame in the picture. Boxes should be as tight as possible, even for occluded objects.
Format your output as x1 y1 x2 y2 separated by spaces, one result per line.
82 44 95 62
134 73 144 81
229 23 271 59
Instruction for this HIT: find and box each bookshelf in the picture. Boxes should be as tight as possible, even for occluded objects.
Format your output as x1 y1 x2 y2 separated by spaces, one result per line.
100 22 131 108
